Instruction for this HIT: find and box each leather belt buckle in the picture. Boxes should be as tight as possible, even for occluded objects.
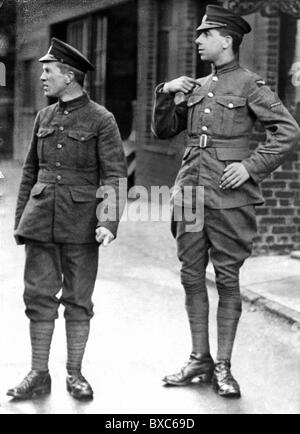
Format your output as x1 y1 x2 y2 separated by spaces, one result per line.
199 134 208 148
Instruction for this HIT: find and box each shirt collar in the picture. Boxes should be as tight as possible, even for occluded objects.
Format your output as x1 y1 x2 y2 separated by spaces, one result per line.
212 58 239 76
58 91 90 112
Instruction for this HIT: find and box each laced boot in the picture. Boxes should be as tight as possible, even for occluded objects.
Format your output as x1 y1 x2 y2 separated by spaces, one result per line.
7 370 51 399
212 360 241 398
162 353 214 386
66 372 93 400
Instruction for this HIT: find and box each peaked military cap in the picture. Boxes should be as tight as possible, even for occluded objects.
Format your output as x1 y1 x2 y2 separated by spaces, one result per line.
197 5 251 35
39 37 95 73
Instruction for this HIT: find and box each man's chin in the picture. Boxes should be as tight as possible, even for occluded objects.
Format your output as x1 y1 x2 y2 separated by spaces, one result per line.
43 90 56 98
199 54 209 61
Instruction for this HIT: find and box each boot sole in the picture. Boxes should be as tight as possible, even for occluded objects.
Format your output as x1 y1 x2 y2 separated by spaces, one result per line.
212 381 241 399
7 385 51 400
67 384 94 400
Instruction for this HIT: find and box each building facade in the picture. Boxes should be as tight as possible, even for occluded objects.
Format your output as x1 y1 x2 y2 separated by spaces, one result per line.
0 0 15 159
13 0 300 254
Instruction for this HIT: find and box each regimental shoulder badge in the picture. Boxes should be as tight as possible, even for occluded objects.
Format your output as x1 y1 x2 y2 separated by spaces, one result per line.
256 79 266 87
270 101 282 109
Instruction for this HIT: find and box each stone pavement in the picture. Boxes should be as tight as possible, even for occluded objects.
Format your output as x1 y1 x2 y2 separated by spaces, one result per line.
1 160 300 329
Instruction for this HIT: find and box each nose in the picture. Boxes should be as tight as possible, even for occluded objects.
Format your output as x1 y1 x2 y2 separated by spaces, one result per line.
40 72 46 81
195 33 204 45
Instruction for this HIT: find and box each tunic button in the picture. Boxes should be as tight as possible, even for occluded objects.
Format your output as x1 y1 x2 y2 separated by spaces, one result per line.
202 126 208 132
81 137 85 141
56 162 61 167
57 144 62 149
212 76 218 82
57 175 62 181
64 110 69 115
208 92 214 98
204 108 211 114
59 126 64 131
228 103 234 109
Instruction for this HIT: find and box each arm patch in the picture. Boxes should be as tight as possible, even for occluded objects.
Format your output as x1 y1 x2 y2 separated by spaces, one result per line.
270 101 282 109
256 79 266 87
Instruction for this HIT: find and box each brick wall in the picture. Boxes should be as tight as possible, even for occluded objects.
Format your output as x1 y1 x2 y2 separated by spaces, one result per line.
250 15 300 254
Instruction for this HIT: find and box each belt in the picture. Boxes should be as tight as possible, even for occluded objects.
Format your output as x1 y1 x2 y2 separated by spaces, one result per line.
188 134 250 149
38 167 99 185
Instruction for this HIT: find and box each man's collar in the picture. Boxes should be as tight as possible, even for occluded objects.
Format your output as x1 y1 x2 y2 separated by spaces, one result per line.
58 91 89 112
212 58 239 75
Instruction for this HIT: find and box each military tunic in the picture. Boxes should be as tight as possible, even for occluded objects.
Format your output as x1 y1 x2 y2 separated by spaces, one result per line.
15 92 127 244
153 59 300 210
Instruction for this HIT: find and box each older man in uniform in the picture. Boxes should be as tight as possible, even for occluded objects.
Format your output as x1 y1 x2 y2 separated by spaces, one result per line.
7 38 127 400
152 5 300 398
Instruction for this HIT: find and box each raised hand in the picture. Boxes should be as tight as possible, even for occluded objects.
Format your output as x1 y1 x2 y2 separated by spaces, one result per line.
164 76 199 94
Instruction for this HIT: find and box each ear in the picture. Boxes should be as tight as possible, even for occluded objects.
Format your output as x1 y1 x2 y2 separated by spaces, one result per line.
223 35 233 50
65 70 74 85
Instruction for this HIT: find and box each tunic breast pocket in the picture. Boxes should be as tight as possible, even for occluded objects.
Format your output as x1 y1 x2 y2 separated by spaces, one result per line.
36 127 55 162
67 130 98 168
187 94 205 135
214 96 247 137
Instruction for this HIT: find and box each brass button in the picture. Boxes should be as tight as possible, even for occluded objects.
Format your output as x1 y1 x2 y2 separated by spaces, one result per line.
208 92 214 98
81 137 85 141
56 162 61 167
212 76 218 82
204 108 211 114
57 144 62 149
59 126 64 131
64 110 69 115
202 126 208 132
57 175 62 181
228 103 234 109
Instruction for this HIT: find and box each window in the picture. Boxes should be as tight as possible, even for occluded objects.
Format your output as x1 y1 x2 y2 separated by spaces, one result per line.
67 19 89 55
0 62 5 86
53 14 108 105
279 13 300 125
66 18 91 94
22 59 36 110
157 0 173 83
93 16 107 105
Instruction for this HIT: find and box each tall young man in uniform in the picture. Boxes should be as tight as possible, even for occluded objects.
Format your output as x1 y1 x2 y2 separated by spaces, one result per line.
8 38 127 400
152 5 300 398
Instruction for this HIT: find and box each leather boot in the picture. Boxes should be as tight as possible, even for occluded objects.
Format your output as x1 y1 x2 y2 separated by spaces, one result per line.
212 360 241 398
162 353 214 386
7 370 51 399
66 373 93 400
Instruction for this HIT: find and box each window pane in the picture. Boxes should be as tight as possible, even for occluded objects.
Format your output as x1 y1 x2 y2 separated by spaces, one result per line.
66 18 90 94
157 0 173 83
94 16 107 105
279 14 300 125
67 19 88 56
22 60 35 108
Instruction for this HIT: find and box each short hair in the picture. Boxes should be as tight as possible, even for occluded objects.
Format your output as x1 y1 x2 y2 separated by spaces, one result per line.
56 62 85 87
217 28 243 55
